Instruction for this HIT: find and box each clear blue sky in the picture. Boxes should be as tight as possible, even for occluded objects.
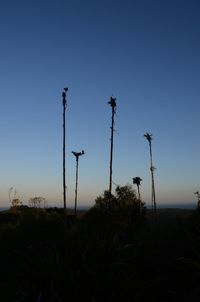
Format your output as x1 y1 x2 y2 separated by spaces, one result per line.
0 0 200 208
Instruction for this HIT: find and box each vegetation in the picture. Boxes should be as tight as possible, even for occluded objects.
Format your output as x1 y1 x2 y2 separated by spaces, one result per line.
133 176 142 201
29 196 47 208
0 186 146 302
0 95 199 301
144 132 157 218
1 189 200 301
72 150 85 216
8 187 22 211
95 185 145 225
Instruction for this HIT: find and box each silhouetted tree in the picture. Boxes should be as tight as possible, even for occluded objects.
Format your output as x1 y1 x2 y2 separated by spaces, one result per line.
95 190 116 210
62 88 68 213
8 187 22 210
29 196 46 208
133 177 142 201
115 185 137 206
194 191 200 210
144 132 157 219
72 150 85 216
95 185 145 225
108 97 117 209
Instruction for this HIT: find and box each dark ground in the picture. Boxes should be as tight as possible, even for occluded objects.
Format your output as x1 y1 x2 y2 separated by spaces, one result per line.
135 208 198 301
0 207 200 301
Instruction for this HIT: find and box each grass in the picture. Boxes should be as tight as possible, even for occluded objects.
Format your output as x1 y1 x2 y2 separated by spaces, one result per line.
0 206 199 301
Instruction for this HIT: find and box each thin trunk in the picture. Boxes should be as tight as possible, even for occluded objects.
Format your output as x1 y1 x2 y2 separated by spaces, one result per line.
152 171 157 218
74 158 79 216
137 184 141 201
109 106 115 195
149 141 157 219
63 101 66 212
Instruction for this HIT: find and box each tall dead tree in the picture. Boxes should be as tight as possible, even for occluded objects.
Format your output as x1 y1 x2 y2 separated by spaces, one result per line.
133 177 143 201
72 150 85 216
194 191 200 209
62 88 68 212
144 132 157 219
108 97 117 201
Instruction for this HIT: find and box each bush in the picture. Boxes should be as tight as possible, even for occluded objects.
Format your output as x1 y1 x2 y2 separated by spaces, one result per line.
95 185 146 226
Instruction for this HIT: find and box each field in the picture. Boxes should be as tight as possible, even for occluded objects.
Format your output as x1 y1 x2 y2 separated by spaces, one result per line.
0 206 200 302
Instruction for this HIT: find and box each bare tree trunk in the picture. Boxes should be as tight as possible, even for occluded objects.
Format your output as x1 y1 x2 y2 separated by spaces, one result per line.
137 184 141 201
74 157 79 216
149 141 157 220
152 171 157 218
62 89 67 213
109 106 115 195
63 106 66 211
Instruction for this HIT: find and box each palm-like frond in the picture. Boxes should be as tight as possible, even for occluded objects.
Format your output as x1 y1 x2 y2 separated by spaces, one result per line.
133 177 142 186
144 132 153 142
108 97 116 108
72 150 85 158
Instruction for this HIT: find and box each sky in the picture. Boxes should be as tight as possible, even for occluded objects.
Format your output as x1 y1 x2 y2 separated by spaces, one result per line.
0 0 200 208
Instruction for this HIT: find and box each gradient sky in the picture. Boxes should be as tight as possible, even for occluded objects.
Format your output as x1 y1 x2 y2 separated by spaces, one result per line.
0 0 200 208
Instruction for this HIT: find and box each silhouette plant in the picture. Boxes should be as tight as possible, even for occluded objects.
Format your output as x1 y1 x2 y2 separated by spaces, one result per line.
72 150 85 216
62 87 68 213
108 97 117 209
8 187 22 210
144 132 157 219
194 191 200 209
29 196 46 208
95 185 145 226
133 177 142 201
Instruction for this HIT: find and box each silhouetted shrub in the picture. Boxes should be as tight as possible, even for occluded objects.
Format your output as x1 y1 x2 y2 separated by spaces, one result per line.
0 203 147 302
95 185 146 226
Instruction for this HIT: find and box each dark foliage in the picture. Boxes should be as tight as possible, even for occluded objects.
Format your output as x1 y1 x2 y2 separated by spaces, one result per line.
179 208 200 301
0 205 199 301
95 185 146 223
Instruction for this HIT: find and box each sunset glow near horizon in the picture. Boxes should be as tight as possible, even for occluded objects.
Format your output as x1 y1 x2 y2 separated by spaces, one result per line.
0 0 200 209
